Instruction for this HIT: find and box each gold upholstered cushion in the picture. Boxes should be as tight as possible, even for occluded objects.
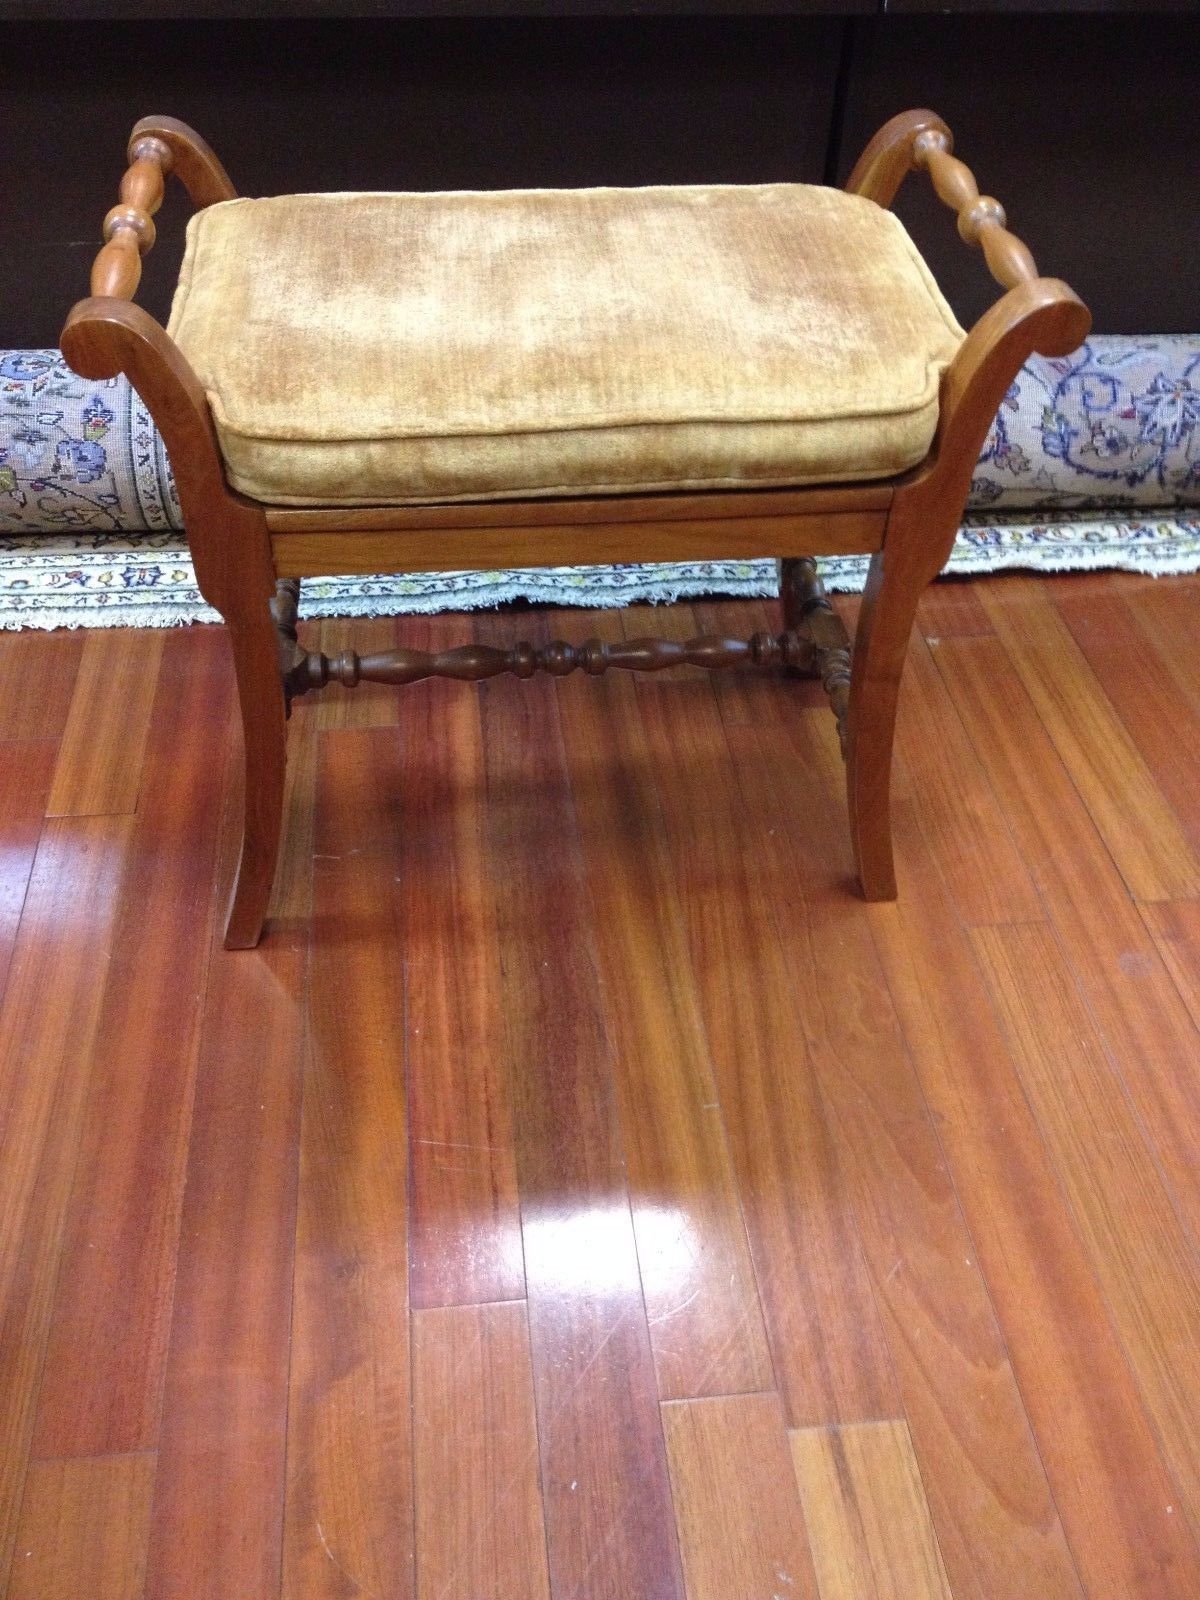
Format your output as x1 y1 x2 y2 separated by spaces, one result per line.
167 185 965 507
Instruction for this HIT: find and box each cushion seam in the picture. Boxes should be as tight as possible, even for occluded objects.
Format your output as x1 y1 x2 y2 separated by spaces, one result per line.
199 380 950 444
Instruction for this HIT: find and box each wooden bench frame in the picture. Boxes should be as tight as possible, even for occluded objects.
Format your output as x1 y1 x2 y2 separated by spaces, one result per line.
61 109 1089 948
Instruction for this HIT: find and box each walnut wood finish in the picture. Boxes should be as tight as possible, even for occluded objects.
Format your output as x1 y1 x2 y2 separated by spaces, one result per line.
912 129 1038 290
127 116 237 210
280 564 850 730
843 107 952 208
60 110 1089 943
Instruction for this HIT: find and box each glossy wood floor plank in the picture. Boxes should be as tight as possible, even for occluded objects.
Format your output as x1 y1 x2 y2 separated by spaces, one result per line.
413 1302 550 1600
936 635 1200 1254
0 630 82 741
0 817 132 1592
1054 585 1200 852
553 607 773 1401
1141 899 1200 1036
916 577 996 640
142 790 306 1600
6 573 1200 1599
980 578 1200 901
32 631 234 1459
475 608 686 1600
725 707 1083 1600
0 740 56 1005
1125 581 1200 731
400 614 524 1310
974 918 1200 1542
662 1394 819 1600
45 630 164 817
870 794 1200 1599
790 1420 953 1600
895 636 1043 926
7 1452 155 1600
632 663 900 1428
282 726 413 1600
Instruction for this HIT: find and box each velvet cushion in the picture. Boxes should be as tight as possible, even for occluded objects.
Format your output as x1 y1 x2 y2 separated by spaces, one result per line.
167 185 965 507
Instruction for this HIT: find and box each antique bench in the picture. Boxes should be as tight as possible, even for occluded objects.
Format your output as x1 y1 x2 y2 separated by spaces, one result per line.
62 110 1088 948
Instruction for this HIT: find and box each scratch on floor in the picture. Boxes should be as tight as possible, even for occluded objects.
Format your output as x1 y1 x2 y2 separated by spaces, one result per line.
648 1285 702 1327
316 1520 379 1599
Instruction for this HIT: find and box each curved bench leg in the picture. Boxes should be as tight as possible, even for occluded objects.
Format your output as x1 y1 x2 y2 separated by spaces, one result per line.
844 543 925 901
183 496 288 950
223 596 288 949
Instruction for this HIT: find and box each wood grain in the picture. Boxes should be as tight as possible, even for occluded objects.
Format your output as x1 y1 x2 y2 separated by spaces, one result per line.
7 1452 155 1600
980 578 1200 901
1054 585 1200 853
662 1394 819 1600
142 792 305 1600
270 511 885 581
32 630 233 1459
1127 582 1200 732
916 579 995 640
553 607 773 1401
632 654 900 1427
412 1301 550 1600
0 818 131 1592
7 570 1200 1597
400 615 524 1311
46 630 164 817
476 608 686 1600
790 1420 952 1600
725 705 1083 1600
974 918 1200 1543
1142 899 1200 1036
895 634 1042 926
281 726 413 1600
870 793 1200 1598
0 631 81 742
0 741 56 1006
910 124 1039 287
935 636 1200 1253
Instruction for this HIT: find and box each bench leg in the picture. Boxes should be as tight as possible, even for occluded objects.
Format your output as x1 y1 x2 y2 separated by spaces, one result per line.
838 515 934 902
223 597 289 949
190 505 288 951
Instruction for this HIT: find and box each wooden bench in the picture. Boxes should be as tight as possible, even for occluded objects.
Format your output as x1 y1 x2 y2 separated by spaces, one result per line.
62 109 1088 947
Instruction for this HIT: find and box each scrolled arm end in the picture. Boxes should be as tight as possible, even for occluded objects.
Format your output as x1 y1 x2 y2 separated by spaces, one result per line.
845 109 952 208
127 116 237 210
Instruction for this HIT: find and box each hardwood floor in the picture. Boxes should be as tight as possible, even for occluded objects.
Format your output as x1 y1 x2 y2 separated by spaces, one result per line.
2 568 1200 1600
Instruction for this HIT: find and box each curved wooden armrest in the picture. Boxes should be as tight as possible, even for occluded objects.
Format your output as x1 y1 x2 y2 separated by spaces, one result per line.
911 128 1039 291
844 108 951 208
919 275 1090 538
85 116 236 302
847 110 1044 292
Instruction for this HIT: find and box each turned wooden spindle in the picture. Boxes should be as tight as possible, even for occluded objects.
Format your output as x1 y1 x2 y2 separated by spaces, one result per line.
89 136 172 300
781 556 852 749
286 628 819 694
276 558 853 748
912 129 1038 290
269 577 305 708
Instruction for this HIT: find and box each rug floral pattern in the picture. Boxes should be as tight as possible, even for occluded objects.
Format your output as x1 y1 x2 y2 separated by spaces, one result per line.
973 335 1200 509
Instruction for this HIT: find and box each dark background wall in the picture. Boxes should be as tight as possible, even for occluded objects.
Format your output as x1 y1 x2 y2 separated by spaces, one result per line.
1 8 1196 347
840 13 1200 335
